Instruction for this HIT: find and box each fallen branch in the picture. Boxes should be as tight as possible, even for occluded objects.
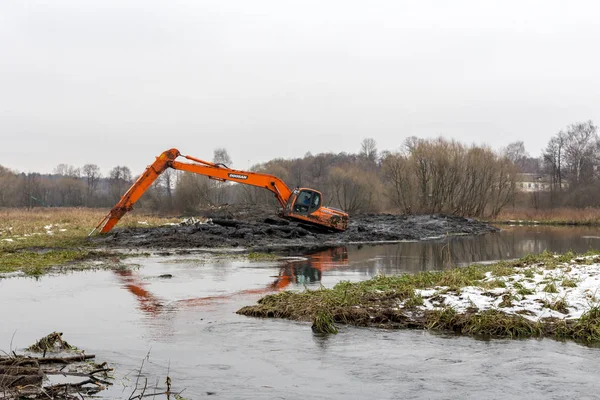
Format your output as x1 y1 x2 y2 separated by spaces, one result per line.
0 372 44 387
45 367 113 377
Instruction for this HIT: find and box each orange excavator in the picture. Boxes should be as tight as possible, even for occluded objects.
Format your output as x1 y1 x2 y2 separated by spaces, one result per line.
90 148 348 235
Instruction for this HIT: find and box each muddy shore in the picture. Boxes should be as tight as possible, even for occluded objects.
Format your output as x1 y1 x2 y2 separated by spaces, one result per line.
90 206 498 251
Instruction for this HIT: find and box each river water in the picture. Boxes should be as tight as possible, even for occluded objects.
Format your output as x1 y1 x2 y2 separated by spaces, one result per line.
2 225 600 399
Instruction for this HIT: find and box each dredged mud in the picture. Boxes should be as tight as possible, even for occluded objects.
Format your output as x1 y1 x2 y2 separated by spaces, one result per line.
90 206 498 252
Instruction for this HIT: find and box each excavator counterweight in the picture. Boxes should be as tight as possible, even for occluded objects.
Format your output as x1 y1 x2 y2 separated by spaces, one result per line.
91 149 348 235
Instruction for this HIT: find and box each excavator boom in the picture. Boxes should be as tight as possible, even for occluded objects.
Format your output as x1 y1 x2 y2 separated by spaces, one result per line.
90 148 180 235
92 148 348 235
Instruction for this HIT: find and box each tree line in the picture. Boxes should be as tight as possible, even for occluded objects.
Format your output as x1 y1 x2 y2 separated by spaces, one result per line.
0 164 133 208
1 121 597 216
0 140 516 218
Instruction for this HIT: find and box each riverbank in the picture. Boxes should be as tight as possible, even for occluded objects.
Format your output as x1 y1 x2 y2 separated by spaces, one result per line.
492 207 600 226
0 208 179 275
1 206 494 276
238 251 600 342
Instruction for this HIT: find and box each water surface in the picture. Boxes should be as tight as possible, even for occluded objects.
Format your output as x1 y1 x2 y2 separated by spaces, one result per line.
2 225 600 399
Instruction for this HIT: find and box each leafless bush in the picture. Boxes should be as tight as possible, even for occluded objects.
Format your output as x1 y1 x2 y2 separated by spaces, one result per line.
381 138 517 218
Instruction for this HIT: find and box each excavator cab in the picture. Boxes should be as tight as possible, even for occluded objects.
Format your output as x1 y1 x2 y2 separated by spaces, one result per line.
291 189 321 214
282 188 348 231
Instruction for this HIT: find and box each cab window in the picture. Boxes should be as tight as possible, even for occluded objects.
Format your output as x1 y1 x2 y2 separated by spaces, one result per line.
293 190 313 213
293 190 321 214
310 192 321 212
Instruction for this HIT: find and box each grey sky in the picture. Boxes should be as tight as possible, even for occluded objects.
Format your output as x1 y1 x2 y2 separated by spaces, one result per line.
1 0 599 175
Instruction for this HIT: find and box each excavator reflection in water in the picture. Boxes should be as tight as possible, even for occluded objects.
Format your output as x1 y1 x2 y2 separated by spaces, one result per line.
115 247 348 316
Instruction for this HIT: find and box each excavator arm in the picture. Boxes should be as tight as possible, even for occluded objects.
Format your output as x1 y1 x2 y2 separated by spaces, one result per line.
91 148 293 235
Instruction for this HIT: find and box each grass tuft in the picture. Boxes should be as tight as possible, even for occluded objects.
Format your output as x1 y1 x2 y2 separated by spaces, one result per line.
543 282 559 293
543 297 569 314
561 278 578 288
312 310 339 334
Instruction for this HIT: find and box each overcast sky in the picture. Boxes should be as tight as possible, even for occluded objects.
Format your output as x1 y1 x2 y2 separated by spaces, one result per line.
1 0 599 175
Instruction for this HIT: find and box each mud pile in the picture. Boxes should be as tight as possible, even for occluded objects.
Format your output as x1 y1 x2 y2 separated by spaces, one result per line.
91 206 498 251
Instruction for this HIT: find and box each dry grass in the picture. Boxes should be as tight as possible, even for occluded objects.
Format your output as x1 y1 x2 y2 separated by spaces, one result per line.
0 207 179 249
0 207 179 273
0 207 178 239
493 207 600 225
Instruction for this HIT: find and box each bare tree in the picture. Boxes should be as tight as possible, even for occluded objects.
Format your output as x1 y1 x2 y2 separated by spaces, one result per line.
381 152 415 213
109 166 133 201
211 148 233 204
489 156 517 217
18 173 43 208
0 165 19 206
109 166 132 182
213 148 232 167
503 141 530 171
53 164 81 178
563 120 598 186
543 132 566 204
327 166 380 214
163 169 174 202
82 164 101 206
360 138 378 163
174 172 215 212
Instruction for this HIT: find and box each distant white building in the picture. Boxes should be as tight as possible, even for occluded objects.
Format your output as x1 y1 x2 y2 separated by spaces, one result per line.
516 173 568 192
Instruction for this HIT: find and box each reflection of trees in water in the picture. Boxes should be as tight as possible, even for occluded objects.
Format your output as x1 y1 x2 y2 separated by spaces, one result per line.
344 226 600 274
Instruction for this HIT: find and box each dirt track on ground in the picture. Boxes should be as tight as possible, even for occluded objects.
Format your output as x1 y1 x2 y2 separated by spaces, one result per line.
90 206 498 252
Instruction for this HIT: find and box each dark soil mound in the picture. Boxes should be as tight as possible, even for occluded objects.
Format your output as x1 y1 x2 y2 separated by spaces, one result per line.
90 206 498 252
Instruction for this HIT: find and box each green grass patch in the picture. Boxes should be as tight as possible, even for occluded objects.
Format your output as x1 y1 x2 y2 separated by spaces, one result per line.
1 249 90 274
481 279 506 289
0 248 121 275
489 262 515 277
404 293 424 308
513 282 535 296
523 268 535 278
247 252 279 261
566 307 600 342
556 251 575 263
424 308 543 339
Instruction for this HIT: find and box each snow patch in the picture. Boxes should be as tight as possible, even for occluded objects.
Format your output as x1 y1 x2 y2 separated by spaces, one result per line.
409 256 600 322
